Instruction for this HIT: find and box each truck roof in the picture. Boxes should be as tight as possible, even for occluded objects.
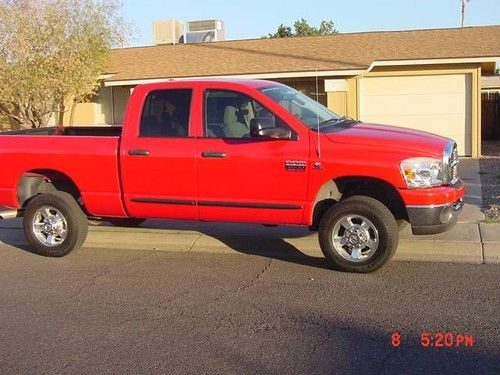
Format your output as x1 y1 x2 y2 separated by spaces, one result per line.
136 78 279 91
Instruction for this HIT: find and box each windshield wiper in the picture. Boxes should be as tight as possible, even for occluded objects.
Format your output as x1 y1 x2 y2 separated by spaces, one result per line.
336 116 360 124
318 118 340 127
315 116 360 131
318 116 357 127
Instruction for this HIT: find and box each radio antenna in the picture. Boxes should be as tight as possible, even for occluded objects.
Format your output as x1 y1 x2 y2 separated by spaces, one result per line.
315 71 321 159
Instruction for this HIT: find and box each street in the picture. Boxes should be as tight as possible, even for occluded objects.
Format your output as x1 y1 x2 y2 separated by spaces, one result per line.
0 244 499 374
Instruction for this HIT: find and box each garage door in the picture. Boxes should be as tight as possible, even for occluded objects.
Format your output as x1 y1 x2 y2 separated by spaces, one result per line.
359 74 472 156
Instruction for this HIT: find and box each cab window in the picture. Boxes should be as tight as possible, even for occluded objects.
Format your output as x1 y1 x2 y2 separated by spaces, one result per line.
140 89 192 137
204 89 290 139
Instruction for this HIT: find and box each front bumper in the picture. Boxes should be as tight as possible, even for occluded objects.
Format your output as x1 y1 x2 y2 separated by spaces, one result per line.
399 179 465 235
406 198 464 235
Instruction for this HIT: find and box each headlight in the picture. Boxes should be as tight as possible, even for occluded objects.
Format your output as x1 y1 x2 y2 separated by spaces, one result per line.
400 157 444 188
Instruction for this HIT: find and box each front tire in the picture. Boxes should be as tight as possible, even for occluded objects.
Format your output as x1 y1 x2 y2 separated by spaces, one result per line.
23 192 88 257
319 196 399 273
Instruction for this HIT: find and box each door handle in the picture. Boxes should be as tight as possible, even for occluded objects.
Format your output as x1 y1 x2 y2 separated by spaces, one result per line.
128 149 150 156
201 151 226 158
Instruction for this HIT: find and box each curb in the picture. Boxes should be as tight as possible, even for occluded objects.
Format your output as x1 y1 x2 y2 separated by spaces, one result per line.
1 221 498 264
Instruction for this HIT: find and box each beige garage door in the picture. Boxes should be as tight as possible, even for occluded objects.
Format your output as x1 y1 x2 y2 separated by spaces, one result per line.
359 74 472 155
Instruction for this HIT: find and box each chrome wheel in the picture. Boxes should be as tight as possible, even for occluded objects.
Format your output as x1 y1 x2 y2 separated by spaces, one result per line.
32 206 68 247
331 214 379 262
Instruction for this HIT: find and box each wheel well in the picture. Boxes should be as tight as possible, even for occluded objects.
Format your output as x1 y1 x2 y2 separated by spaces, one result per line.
311 177 408 229
17 170 82 209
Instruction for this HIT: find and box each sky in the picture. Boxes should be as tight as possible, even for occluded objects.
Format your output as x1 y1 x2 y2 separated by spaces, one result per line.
121 0 500 47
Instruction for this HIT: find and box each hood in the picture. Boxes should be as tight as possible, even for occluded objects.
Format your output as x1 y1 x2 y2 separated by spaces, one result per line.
323 122 449 157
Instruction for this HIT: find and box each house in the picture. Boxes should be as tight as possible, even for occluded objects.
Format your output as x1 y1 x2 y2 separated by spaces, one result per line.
481 75 500 141
482 75 500 92
70 25 500 157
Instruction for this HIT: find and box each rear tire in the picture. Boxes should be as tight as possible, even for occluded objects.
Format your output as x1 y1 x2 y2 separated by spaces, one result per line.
23 192 88 257
318 195 398 273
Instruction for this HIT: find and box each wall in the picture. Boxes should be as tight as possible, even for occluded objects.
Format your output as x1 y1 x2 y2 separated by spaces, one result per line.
325 77 358 118
64 85 133 126
360 63 482 157
274 78 328 106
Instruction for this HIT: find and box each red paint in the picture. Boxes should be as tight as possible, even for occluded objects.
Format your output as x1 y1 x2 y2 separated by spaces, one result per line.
0 79 464 225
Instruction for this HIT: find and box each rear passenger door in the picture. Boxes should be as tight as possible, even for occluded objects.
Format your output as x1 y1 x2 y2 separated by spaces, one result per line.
121 88 198 220
197 88 309 224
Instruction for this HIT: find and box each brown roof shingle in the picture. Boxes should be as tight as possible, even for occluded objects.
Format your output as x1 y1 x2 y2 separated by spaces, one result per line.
107 25 500 82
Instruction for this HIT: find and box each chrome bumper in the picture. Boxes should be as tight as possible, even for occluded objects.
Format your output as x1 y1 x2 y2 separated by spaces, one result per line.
407 198 463 235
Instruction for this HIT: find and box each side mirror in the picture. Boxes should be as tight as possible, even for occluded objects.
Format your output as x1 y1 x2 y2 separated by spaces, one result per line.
250 118 292 140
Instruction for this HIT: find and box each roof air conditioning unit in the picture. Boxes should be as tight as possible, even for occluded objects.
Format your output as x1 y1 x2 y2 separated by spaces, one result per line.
153 19 185 45
185 19 224 43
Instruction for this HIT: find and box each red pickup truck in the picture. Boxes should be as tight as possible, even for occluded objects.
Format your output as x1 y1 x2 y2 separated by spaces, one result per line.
0 79 464 272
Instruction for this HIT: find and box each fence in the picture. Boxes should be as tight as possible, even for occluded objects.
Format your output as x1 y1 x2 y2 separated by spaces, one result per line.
482 92 500 140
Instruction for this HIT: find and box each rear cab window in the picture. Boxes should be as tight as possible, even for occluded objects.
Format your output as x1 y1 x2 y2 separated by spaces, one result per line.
140 89 192 138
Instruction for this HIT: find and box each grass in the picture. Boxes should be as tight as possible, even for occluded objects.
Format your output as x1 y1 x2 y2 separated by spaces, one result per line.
482 218 500 224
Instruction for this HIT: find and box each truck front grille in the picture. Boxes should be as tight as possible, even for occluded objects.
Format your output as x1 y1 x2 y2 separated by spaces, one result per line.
444 141 459 185
450 145 458 183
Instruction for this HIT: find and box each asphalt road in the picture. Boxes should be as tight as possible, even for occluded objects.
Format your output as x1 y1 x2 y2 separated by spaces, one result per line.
0 244 499 375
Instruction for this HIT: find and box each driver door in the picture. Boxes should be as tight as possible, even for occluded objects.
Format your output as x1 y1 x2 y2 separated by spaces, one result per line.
197 88 309 224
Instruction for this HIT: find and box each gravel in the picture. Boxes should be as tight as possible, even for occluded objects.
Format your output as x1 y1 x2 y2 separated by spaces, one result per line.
480 141 500 220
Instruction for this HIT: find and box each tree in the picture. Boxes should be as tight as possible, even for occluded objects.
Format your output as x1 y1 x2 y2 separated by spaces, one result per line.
271 24 293 38
268 19 338 38
0 0 130 128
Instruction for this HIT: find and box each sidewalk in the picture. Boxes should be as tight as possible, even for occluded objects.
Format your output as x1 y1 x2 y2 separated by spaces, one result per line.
1 159 499 264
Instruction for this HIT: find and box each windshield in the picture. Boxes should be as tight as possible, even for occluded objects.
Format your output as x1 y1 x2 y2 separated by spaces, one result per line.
259 85 343 131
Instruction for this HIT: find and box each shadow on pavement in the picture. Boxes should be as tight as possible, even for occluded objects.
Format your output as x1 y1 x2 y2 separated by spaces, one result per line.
0 219 333 270
206 232 332 270
101 219 333 270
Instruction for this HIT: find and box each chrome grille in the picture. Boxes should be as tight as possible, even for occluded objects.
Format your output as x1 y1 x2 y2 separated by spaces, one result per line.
443 141 459 185
450 145 458 183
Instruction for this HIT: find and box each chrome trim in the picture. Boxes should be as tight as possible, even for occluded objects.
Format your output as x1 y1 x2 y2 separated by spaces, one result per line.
406 203 451 209
406 198 463 210
285 160 307 171
331 214 379 262
443 140 459 185
32 206 68 247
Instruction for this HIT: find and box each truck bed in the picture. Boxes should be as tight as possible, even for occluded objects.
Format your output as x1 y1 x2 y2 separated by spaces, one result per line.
0 130 125 217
